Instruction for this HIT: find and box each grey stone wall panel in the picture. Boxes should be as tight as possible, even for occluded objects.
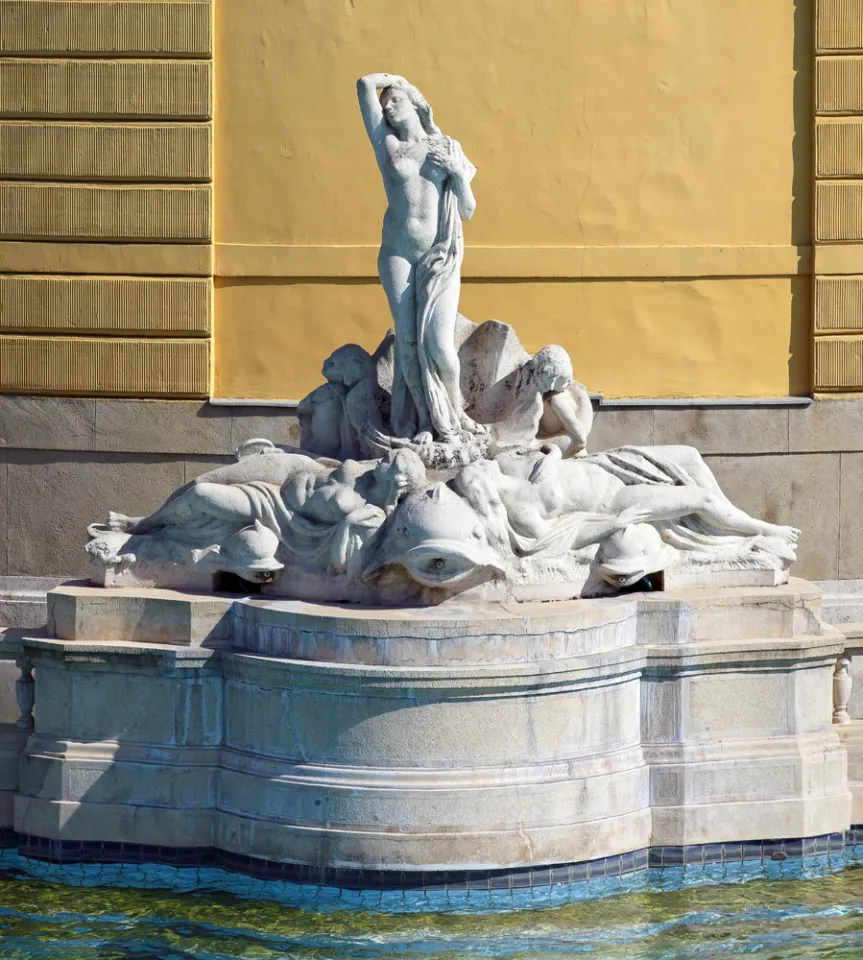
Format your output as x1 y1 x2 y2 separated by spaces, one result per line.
0 450 7 576
704 453 841 581
0 396 95 451
790 399 863 452
840 452 863 580
6 451 186 577
653 406 790 454
94 400 232 456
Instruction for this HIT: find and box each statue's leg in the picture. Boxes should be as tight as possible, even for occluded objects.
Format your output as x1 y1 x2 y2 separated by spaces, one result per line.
133 482 254 534
423 283 485 437
646 446 798 537
611 484 799 543
646 445 726 495
378 249 432 439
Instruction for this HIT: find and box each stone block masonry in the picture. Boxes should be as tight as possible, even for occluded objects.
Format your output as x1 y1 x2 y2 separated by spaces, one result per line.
0 579 848 886
0 0 213 398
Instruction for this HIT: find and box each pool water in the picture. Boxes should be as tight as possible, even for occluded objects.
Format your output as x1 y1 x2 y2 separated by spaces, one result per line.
5 861 863 959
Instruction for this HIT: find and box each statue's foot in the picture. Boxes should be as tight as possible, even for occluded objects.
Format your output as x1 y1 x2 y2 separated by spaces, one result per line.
759 523 800 549
412 431 434 446
107 511 141 533
772 524 801 545
459 413 488 436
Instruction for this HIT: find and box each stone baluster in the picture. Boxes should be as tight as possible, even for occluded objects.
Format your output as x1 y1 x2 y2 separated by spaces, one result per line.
15 660 34 732
834 656 852 725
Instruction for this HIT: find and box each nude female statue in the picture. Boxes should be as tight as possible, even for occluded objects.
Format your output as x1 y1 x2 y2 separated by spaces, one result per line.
357 73 485 444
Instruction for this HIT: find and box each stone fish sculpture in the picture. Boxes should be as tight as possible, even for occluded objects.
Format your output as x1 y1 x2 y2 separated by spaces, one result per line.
86 74 800 603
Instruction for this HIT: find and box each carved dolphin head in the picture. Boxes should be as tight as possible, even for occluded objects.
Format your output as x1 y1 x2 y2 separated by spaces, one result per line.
363 483 506 589
595 523 675 589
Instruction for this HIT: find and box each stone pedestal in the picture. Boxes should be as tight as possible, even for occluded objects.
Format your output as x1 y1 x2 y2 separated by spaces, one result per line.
8 579 851 882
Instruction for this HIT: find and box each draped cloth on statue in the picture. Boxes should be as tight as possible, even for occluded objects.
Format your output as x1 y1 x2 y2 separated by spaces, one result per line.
390 182 464 440
587 447 762 557
158 481 385 577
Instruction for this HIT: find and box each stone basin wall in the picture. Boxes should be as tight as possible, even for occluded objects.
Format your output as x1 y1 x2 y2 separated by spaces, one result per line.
0 579 850 886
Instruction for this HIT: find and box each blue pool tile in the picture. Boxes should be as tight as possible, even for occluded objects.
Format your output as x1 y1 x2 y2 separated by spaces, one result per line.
702 843 724 863
663 846 685 866
684 846 705 865
742 842 763 861
784 838 804 857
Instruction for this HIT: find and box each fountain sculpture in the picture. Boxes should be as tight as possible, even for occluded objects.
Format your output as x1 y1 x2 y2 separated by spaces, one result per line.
4 76 852 893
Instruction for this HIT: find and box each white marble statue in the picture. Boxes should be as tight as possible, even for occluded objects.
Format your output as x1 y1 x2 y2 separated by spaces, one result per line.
84 75 803 602
453 444 799 590
357 73 484 445
89 445 428 589
488 345 594 457
297 344 386 460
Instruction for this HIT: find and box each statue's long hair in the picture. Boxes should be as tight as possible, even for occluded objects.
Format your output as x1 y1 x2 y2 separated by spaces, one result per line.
380 81 441 136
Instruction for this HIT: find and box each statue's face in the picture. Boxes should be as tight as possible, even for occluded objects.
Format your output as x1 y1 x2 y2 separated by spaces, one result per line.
322 355 341 382
549 373 572 394
381 87 415 126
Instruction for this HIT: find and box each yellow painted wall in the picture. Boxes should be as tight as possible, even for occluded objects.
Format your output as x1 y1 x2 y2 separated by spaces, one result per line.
213 0 812 399
215 276 811 400
0 0 213 398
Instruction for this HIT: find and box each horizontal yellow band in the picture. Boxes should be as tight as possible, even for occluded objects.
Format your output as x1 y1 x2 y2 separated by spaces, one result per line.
0 335 209 397
214 243 814 280
0 241 213 276
0 275 211 336
815 335 863 390
814 242 863 274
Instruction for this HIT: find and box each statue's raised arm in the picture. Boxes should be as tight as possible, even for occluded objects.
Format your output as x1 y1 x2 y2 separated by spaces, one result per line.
356 73 404 144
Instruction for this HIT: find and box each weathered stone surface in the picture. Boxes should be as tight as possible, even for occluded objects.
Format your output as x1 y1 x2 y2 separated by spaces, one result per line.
836 722 863 824
229 408 302 450
0 450 6 577
840 453 863 580
233 579 823 664
0 395 95 451
704 453 840 581
588 408 654 452
48 585 233 646
0 576 65 629
653 406 789 455
94 400 232 456
183 456 234 483
8 582 849 872
6 452 186 577
790 398 863 453
0 662 18 725
815 579 863 624
0 726 29 828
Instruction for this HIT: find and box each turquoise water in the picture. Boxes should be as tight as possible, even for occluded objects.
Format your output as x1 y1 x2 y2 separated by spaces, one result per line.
3 854 863 958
